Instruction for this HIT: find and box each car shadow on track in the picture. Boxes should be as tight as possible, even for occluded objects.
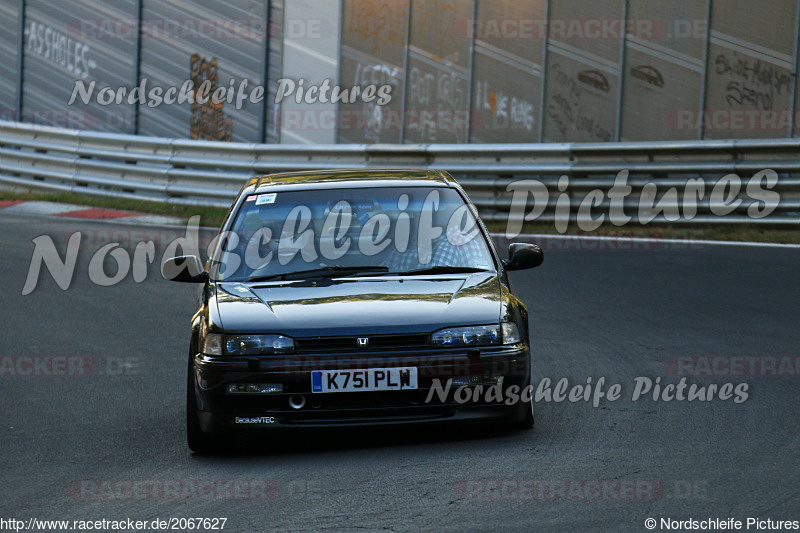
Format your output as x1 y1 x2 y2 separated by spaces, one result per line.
190 423 531 458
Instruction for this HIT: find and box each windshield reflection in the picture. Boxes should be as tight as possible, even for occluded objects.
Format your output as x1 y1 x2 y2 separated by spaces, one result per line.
212 186 496 281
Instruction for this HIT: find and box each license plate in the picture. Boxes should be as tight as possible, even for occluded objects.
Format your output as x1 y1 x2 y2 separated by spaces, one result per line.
311 367 418 393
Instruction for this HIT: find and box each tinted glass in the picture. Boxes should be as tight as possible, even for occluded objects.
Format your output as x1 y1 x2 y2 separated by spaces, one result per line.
215 186 496 281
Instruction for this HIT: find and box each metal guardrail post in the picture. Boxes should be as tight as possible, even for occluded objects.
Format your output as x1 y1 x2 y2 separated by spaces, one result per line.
15 0 25 123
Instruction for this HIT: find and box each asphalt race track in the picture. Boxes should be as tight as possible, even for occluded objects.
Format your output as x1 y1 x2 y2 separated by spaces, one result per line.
1 212 798 532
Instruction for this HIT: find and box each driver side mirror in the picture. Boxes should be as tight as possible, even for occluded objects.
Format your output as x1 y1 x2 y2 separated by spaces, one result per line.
502 243 543 271
162 255 208 283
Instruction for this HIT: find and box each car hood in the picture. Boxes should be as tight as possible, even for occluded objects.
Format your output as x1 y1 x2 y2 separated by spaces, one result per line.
214 273 503 337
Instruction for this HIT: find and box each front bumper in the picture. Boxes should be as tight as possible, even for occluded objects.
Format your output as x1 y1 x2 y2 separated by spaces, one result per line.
191 345 531 432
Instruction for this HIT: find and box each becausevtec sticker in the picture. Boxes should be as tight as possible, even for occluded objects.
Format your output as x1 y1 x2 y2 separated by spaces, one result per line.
235 416 275 424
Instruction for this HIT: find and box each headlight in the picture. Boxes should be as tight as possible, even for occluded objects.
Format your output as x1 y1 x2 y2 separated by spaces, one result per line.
431 323 522 347
223 334 294 355
432 325 500 347
199 322 294 356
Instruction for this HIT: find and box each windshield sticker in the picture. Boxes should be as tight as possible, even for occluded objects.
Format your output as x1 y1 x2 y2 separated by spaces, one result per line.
245 195 257 202
256 193 277 205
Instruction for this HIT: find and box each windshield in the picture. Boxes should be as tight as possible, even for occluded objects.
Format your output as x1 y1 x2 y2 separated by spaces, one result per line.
212 186 496 282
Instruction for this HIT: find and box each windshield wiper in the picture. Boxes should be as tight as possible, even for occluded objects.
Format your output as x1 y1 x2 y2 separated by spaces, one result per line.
245 265 390 282
386 266 493 276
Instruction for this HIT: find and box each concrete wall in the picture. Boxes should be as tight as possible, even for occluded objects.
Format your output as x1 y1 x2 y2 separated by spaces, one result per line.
4 0 800 143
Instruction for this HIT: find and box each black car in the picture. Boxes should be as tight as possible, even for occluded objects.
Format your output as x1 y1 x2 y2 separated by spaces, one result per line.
165 169 542 452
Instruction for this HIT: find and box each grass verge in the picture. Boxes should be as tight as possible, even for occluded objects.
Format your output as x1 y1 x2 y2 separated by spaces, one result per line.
484 221 800 244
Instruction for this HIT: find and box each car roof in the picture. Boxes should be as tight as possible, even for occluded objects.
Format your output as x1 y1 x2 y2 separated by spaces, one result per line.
246 169 455 194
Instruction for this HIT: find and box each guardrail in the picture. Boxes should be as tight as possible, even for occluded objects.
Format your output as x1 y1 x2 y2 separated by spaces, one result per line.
1 120 798 225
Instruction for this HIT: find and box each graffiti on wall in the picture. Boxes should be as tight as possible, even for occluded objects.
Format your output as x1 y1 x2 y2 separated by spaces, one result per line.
411 0 459 63
714 51 791 110
474 78 535 132
344 0 407 55
630 65 665 89
189 53 233 141
406 65 468 142
353 61 402 142
546 63 613 142
25 21 96 79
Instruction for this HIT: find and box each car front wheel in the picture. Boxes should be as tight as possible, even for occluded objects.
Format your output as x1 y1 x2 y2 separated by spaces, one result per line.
186 353 233 453
512 393 535 430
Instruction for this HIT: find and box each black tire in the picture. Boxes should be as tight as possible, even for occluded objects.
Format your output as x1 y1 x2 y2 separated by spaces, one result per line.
508 376 535 430
186 355 232 453
511 393 535 430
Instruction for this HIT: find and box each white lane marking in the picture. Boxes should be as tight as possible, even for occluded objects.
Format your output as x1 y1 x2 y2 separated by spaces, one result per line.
1 201 87 215
113 215 183 225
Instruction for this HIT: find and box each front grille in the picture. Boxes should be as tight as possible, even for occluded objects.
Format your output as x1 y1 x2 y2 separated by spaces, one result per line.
294 333 430 354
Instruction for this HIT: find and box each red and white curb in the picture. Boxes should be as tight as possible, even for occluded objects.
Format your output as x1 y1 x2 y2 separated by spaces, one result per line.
0 200 182 226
